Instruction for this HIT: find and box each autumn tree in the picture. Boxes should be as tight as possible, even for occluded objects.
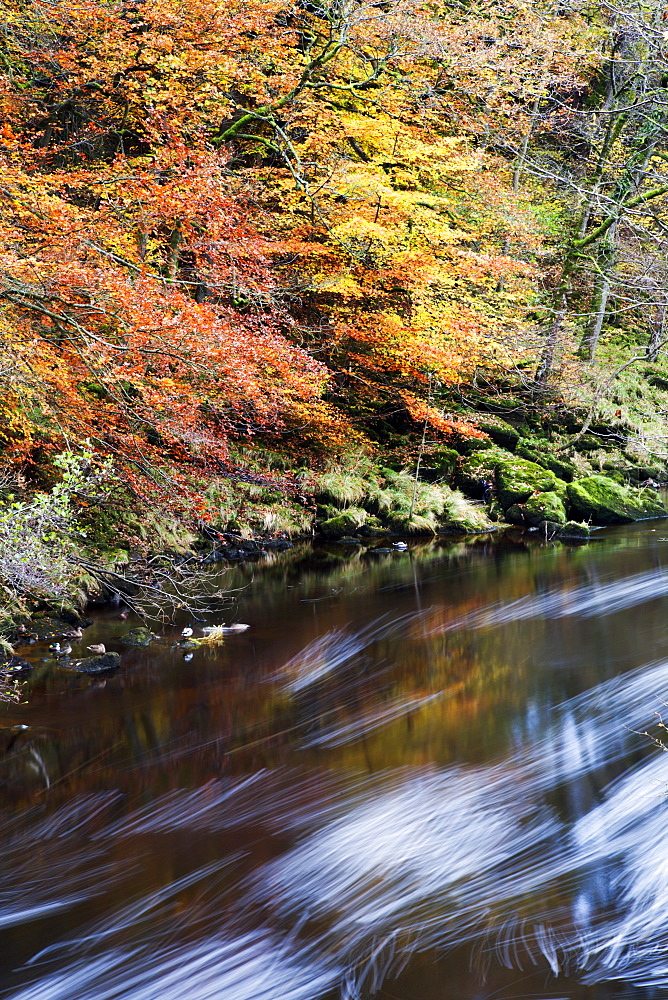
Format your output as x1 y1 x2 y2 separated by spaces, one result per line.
0 0 596 505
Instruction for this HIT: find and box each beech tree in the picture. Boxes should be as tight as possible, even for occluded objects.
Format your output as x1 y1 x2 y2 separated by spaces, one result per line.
0 0 595 504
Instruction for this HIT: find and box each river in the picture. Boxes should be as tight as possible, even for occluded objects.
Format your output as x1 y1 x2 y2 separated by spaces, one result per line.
1 525 668 1000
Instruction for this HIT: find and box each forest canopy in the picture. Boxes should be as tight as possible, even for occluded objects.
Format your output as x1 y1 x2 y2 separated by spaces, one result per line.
2 0 667 512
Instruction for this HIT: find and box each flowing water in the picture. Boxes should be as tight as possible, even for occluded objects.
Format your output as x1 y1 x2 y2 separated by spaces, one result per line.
2 525 668 1000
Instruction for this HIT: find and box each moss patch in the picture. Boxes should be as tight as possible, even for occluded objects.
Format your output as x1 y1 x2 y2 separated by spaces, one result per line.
506 490 567 527
319 507 368 538
567 475 668 524
476 417 520 451
456 446 509 496
516 442 577 482
495 457 560 510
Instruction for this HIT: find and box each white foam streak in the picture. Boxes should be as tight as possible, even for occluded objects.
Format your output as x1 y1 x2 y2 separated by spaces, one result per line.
8 934 338 1000
277 613 419 694
6 656 668 997
301 693 444 747
428 566 668 632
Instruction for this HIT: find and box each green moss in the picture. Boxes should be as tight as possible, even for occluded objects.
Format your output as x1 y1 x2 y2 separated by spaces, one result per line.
506 491 567 527
456 446 508 496
421 447 460 482
476 417 520 451
558 521 591 539
526 491 567 524
495 457 558 509
566 475 668 524
487 499 507 523
319 507 368 538
454 436 495 455
119 627 155 646
516 442 577 482
572 434 615 453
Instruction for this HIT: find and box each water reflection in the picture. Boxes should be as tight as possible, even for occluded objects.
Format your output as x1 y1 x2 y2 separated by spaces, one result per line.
1 530 668 999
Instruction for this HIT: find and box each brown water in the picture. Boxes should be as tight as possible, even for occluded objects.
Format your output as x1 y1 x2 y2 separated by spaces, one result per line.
2 526 668 1000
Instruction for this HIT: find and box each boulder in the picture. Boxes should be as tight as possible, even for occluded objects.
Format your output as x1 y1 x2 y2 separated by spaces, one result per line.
20 616 90 642
120 627 155 647
454 436 495 456
476 418 520 451
495 457 562 510
557 520 591 539
566 475 668 524
456 446 508 497
420 447 460 482
516 442 577 482
318 507 367 539
1 654 32 675
524 490 567 526
487 499 508 523
66 652 121 674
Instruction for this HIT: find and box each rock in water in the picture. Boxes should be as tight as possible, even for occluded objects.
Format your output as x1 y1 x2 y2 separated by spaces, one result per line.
66 652 121 675
1 654 33 675
567 475 668 524
119 627 154 647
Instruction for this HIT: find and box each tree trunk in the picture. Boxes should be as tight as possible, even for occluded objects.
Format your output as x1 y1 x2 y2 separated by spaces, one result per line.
580 272 612 361
579 220 618 361
647 300 666 362
535 289 567 387
512 89 543 192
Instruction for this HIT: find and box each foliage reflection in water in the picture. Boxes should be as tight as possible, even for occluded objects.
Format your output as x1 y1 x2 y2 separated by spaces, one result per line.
1 527 668 1000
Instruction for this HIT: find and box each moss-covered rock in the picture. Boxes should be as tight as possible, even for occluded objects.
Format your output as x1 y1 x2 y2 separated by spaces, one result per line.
454 436 495 456
516 442 577 482
566 475 668 524
628 465 665 484
572 434 615 453
318 507 368 539
505 503 531 526
66 652 121 674
120 627 155 647
487 499 507 523
465 391 528 417
524 491 567 525
358 515 392 538
420 447 460 482
476 418 520 451
506 491 566 527
556 520 591 539
600 468 627 486
456 446 508 497
495 457 560 510
20 616 90 642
